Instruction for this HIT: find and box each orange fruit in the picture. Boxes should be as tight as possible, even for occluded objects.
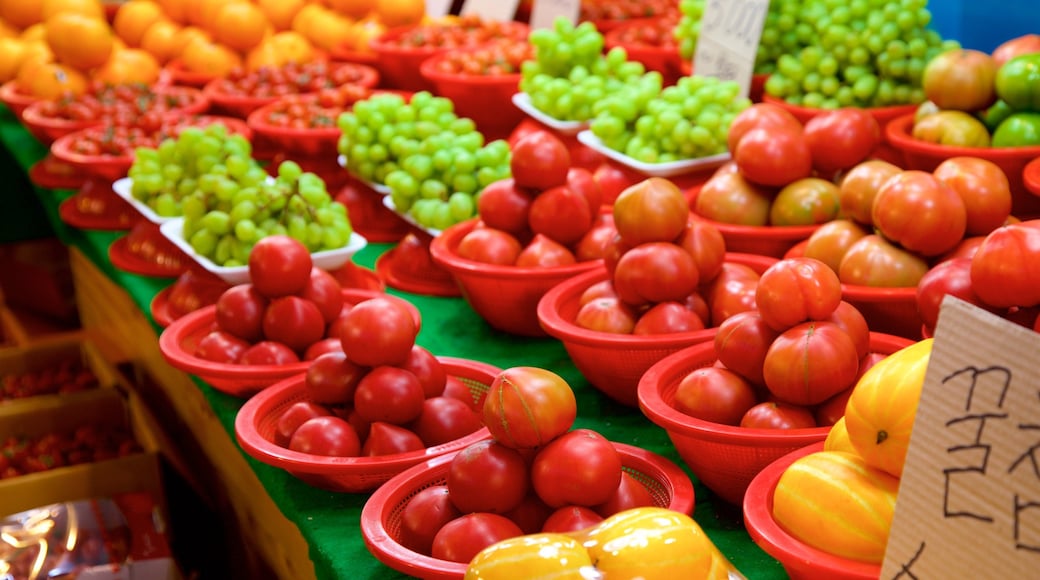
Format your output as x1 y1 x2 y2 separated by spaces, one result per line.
246 30 313 69
194 0 234 31
20 23 47 42
256 0 305 31
94 47 161 84
18 61 88 99
327 0 377 20
113 0 165 47
179 36 240 76
350 15 385 52
45 12 115 72
18 39 54 72
305 9 353 51
290 3 324 38
171 25 211 58
212 2 269 53
0 20 19 39
1 0 43 30
139 18 181 63
374 0 424 29
155 0 190 23
40 0 105 21
0 37 28 83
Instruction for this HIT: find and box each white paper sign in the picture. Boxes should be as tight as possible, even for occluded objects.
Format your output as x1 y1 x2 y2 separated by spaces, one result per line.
692 0 769 99
425 0 454 18
529 0 580 30
881 296 1040 578
460 0 521 22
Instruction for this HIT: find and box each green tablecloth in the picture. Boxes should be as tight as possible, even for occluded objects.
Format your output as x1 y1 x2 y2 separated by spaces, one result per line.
0 106 786 580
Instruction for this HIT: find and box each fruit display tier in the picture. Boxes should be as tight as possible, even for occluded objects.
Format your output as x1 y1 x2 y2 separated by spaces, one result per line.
0 109 787 579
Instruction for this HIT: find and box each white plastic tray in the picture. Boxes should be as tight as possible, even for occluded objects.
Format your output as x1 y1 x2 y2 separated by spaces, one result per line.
159 217 368 285
112 177 175 224
337 154 391 195
511 93 589 136
381 196 441 237
576 130 731 178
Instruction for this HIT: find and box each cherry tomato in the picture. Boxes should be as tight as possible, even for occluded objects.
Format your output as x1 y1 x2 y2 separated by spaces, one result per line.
726 102 802 153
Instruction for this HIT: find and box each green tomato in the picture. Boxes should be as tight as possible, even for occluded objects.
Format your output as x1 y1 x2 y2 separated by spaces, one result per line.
995 53 1040 112
992 112 1040 146
977 99 1015 132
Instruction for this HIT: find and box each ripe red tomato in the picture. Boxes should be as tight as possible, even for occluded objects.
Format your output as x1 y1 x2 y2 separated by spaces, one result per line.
672 366 758 426
541 506 604 534
726 102 802 153
239 341 300 365
194 330 250 363
430 513 524 564
612 177 689 245
871 170 967 257
288 416 361 457
409 396 483 446
802 108 881 174
455 226 524 265
932 157 1013 236
304 351 365 406
442 375 483 412
528 185 594 246
915 257 989 333
447 439 529 514
593 161 642 206
476 178 533 236
735 126 813 187
338 296 418 367
714 310 779 386
574 218 620 262
575 297 638 334
566 167 603 213
398 345 447 398
740 401 817 429
992 33 1040 67
482 367 576 449
755 257 843 331
530 429 622 508
248 235 313 297
399 485 461 555
838 234 930 287
362 422 425 456
298 268 345 324
838 160 902 226
762 321 861 405
515 234 577 268
274 401 333 447
303 337 343 360
675 218 726 283
826 301 871 360
612 242 700 306
970 223 1040 308
593 472 654 517
353 366 426 425
262 295 326 354
814 387 853 427
215 284 268 342
632 301 705 335
504 494 553 534
706 275 759 327
691 164 774 226
510 130 571 191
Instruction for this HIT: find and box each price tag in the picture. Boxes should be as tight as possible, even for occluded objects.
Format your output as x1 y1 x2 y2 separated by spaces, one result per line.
529 0 580 30
460 0 521 22
692 0 769 99
880 296 1040 578
425 0 454 18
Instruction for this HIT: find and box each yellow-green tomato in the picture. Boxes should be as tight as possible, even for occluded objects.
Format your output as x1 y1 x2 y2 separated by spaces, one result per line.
911 110 991 147
464 533 595 580
768 177 841 226
991 111 1040 146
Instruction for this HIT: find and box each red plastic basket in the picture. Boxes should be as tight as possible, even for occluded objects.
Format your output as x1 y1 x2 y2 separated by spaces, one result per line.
1025 156 1040 199
234 356 500 493
158 289 421 397
885 113 1040 218
0 80 39 120
537 253 778 407
604 18 683 85
428 219 604 337
359 441 696 580
418 48 524 140
20 101 104 145
109 220 191 278
637 333 914 505
163 59 219 88
784 240 922 340
743 441 881 580
687 188 822 258
246 97 342 159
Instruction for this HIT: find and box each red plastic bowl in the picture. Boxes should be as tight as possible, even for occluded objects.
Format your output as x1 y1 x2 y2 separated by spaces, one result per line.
158 289 421 397
163 58 219 88
784 240 922 340
419 48 524 139
428 219 604 337
536 253 778 407
886 113 1040 218
109 220 192 278
604 18 683 85
246 96 342 158
234 356 500 493
1025 156 1040 199
20 100 104 145
0 80 39 119
637 333 914 505
743 442 881 579
359 441 695 580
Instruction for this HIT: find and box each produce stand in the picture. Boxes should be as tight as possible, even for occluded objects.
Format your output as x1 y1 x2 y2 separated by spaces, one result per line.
0 106 786 578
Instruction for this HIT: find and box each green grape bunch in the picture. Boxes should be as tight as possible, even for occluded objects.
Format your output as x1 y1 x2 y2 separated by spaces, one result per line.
181 160 354 268
337 91 511 231
128 123 265 218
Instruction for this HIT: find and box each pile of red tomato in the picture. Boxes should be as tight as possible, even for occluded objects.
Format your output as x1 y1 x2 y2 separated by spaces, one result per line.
384 14 528 49
425 40 534 76
207 61 378 99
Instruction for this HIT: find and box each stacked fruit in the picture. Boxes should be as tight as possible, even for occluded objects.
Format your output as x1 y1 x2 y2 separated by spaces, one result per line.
912 38 1040 147
462 130 607 267
693 102 881 227
589 73 750 163
0 423 141 479
519 18 647 123
337 91 511 231
0 359 98 401
770 339 933 564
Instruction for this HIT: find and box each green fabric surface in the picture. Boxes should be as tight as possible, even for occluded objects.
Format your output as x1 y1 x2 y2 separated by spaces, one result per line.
0 107 788 580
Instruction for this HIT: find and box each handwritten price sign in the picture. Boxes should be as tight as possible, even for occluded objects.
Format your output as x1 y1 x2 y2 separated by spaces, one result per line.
692 0 769 99
424 0 453 18
529 0 580 30
881 296 1040 578
460 0 521 22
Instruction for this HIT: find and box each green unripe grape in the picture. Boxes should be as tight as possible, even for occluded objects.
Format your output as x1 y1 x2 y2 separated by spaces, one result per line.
189 228 218 258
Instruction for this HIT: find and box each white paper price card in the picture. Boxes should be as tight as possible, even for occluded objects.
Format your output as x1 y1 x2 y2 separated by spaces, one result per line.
460 0 521 22
425 0 453 18
692 0 769 99
880 296 1040 578
529 0 580 30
